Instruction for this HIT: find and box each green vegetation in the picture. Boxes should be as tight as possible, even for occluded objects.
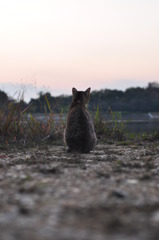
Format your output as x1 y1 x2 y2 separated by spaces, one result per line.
94 105 159 145
0 82 159 148
94 107 126 142
0 101 159 148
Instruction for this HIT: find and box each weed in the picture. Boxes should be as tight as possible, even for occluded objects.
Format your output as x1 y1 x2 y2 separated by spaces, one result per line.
0 96 65 147
94 107 159 143
1 94 159 148
95 106 100 124
152 131 159 140
94 107 126 142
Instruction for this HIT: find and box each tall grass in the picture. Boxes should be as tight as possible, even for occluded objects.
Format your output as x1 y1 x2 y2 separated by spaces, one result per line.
1 95 158 148
94 106 126 142
94 106 159 143
0 96 65 147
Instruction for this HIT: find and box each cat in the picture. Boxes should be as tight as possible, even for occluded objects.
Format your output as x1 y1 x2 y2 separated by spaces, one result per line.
64 87 97 153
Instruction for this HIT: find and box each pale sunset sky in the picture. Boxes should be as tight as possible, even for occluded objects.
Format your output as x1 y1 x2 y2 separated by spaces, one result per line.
0 0 159 101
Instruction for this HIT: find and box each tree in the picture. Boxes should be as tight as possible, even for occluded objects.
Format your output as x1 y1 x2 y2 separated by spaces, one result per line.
0 90 8 107
147 82 159 89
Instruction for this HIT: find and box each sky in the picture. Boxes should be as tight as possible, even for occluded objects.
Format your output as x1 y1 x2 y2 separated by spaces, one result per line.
0 0 159 102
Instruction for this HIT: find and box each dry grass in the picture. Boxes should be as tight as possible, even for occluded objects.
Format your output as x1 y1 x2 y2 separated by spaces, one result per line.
0 101 65 147
0 98 159 148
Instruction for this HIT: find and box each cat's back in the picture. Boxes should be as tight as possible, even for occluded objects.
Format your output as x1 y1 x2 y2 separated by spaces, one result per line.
67 105 91 129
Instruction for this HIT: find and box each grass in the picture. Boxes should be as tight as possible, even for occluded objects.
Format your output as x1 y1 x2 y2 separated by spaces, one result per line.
0 97 159 149
94 107 126 142
94 106 159 144
0 99 65 148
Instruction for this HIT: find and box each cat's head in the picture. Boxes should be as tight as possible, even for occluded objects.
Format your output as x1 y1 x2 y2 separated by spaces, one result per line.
72 87 91 106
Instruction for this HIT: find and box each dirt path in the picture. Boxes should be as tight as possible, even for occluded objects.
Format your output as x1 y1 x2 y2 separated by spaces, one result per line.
0 141 159 240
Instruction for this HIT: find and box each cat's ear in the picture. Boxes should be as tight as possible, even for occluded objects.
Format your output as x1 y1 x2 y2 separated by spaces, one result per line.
85 88 91 95
72 87 77 96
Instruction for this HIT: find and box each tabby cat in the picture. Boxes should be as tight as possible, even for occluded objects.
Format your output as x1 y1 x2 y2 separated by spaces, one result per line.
64 87 97 153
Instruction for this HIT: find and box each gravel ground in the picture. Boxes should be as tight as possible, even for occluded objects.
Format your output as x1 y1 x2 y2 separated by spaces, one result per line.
0 141 159 240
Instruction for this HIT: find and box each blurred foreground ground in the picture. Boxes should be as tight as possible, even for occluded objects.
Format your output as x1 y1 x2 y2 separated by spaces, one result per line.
0 141 159 240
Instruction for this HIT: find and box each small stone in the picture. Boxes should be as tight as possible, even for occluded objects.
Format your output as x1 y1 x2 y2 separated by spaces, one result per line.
126 179 138 184
152 211 159 223
110 190 127 199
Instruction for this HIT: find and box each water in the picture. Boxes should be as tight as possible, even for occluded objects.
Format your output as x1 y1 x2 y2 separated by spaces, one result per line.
124 120 159 133
28 113 159 134
102 112 159 133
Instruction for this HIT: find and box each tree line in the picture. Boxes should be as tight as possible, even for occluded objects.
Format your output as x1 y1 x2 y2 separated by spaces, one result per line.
0 82 159 113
